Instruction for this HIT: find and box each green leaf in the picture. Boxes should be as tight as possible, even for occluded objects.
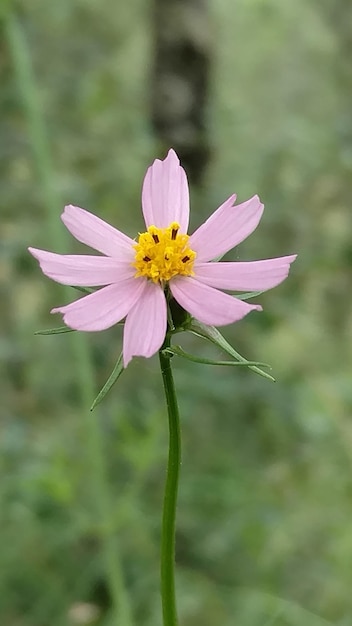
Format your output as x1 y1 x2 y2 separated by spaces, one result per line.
188 321 275 382
164 345 270 369
90 352 124 411
35 326 76 335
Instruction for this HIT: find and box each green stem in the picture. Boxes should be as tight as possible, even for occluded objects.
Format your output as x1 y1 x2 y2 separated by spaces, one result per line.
159 336 181 626
4 11 133 625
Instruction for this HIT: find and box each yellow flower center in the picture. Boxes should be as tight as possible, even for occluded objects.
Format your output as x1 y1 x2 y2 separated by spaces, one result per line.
133 222 196 283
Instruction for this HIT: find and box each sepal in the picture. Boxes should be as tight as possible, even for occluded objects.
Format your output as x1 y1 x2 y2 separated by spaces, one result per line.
188 320 275 382
70 285 94 294
234 290 264 300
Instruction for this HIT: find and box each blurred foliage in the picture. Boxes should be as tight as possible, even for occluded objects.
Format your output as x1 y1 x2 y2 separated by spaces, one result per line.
1 0 352 625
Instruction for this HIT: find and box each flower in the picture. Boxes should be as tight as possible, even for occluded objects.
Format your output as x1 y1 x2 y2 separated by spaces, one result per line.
29 149 296 367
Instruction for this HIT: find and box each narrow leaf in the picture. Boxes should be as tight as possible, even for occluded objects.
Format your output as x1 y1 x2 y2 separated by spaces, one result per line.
35 326 76 335
164 345 270 369
90 352 124 411
188 321 275 382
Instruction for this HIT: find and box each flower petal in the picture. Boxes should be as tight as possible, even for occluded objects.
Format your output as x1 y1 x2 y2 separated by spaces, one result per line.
123 281 167 367
29 247 135 286
189 195 264 262
170 276 262 326
142 149 189 232
51 279 146 331
194 255 297 291
62 205 135 258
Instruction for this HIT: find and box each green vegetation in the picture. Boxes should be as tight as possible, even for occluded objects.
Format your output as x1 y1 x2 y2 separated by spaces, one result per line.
1 1 351 624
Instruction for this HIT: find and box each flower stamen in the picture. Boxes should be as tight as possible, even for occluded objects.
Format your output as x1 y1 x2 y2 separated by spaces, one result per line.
133 222 196 283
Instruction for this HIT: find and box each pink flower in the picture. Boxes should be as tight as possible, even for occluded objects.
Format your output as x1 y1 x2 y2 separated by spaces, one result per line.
29 149 296 367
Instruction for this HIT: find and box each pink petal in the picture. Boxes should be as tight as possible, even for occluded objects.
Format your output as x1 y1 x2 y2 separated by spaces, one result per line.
29 247 135 286
189 195 264 262
123 281 167 367
51 278 146 331
194 255 297 291
141 149 189 232
62 205 135 258
170 276 262 326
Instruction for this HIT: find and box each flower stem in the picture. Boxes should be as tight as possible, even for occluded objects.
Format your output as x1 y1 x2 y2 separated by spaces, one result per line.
159 335 181 626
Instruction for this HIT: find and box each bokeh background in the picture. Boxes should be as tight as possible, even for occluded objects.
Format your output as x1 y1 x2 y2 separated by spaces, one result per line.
1 1 352 625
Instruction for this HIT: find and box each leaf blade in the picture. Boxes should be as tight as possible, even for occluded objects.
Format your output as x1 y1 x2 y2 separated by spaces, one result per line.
90 352 124 411
35 326 76 335
164 345 270 369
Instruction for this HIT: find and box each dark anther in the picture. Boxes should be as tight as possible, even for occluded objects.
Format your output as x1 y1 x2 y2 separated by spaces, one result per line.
171 228 178 240
165 255 169 261
152 234 159 243
182 255 190 263
143 256 151 262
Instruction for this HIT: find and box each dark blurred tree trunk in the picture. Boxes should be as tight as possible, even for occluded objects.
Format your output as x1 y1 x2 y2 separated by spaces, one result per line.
151 0 212 184
328 0 352 66
326 0 352 123
319 0 352 330
323 0 352 187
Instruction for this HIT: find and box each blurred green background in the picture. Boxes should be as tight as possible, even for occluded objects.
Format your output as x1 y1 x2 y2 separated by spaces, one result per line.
1 0 351 625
